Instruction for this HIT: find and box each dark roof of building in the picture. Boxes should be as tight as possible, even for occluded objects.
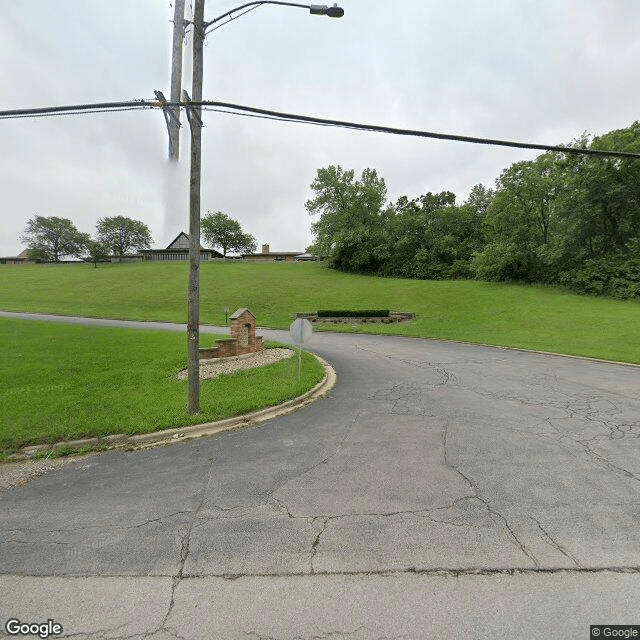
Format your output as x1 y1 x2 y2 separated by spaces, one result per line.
140 232 223 257
139 248 221 254
0 249 32 260
168 231 208 251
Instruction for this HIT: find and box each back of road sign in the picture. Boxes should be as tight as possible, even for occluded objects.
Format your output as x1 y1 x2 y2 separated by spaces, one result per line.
289 318 313 345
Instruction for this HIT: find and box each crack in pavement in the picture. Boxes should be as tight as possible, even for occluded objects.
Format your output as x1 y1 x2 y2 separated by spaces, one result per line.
3 565 640 581
532 517 581 568
239 626 407 640
540 410 640 484
263 411 362 504
368 384 432 416
576 434 640 482
442 422 540 567
159 460 216 634
184 565 640 580
1 510 194 536
361 355 640 490
463 387 640 485
310 517 329 574
187 413 363 526
52 620 133 640
356 345 461 387
270 494 480 524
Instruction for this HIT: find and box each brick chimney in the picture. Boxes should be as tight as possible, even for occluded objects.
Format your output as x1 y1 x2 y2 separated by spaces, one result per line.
262 244 269 254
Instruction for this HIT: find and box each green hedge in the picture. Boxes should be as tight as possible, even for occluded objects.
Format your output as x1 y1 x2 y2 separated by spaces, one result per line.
317 309 390 318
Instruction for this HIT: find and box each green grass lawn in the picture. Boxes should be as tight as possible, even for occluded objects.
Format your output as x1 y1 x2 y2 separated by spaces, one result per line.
0 318 324 456
2 260 640 363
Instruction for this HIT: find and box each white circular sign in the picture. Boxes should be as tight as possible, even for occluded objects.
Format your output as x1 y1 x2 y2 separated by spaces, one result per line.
289 318 313 345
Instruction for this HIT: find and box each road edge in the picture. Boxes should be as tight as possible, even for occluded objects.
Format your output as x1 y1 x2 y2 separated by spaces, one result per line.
6 354 336 461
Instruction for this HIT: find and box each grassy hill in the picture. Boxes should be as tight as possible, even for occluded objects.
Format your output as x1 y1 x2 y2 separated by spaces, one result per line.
2 260 640 364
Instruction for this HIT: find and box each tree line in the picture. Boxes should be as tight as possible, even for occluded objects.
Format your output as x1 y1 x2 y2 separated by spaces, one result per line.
306 121 640 299
19 211 256 265
21 216 153 266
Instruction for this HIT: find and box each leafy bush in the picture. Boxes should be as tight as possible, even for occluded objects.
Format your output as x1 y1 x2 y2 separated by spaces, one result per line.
317 309 390 318
558 258 640 299
473 242 543 282
409 252 474 280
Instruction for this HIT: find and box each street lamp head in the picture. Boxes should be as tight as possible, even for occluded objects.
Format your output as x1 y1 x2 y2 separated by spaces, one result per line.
310 3 345 17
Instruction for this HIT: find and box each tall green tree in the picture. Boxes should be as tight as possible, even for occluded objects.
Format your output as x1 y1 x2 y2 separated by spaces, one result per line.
558 124 640 260
96 216 152 256
20 216 87 262
306 165 389 270
471 121 640 296
465 183 494 218
381 192 454 277
306 166 489 279
473 153 562 281
201 211 257 256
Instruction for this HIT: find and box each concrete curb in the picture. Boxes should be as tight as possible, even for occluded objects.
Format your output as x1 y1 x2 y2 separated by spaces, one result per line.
400 335 640 369
8 355 337 461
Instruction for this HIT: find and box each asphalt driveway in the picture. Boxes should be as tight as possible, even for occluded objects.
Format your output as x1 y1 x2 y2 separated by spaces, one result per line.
1 313 639 639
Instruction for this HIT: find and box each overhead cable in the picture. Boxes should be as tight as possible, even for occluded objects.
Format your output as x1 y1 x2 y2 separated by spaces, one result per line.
0 101 155 120
0 98 638 160
194 101 640 160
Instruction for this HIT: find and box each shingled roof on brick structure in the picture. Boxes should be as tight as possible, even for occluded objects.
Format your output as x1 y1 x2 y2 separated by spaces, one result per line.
229 308 255 320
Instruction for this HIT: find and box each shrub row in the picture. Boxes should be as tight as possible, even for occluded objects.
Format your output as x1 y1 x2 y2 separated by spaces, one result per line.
317 309 390 318
557 258 640 300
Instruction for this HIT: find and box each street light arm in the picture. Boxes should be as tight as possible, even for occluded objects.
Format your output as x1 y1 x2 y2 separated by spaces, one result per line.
203 1 343 34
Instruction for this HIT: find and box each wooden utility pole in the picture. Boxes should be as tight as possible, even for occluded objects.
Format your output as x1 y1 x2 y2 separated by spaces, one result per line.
168 0 186 161
187 0 205 413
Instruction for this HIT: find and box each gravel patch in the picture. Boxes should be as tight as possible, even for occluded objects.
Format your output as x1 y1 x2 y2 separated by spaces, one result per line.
0 457 86 495
176 347 295 380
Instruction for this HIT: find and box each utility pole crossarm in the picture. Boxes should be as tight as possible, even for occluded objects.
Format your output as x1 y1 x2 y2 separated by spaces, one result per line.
154 90 182 140
182 90 203 128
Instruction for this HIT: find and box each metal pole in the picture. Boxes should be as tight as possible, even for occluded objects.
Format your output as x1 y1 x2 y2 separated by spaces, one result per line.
169 0 186 161
187 0 205 413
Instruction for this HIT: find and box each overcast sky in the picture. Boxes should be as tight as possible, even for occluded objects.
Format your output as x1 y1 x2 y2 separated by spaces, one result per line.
1 0 639 256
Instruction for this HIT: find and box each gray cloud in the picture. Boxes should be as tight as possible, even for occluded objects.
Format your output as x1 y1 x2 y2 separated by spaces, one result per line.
1 0 638 256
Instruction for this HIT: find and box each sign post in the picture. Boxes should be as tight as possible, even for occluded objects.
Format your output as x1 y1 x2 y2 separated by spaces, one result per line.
289 318 314 380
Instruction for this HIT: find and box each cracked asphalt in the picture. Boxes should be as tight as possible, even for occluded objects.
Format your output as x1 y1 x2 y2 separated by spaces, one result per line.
1 314 640 639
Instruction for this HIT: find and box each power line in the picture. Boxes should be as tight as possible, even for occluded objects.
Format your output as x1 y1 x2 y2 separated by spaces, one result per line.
195 100 640 160
201 105 335 128
1 98 638 160
0 106 150 120
0 100 155 120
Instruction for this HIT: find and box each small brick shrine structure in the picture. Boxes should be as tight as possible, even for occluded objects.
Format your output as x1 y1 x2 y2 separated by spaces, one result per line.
199 308 264 359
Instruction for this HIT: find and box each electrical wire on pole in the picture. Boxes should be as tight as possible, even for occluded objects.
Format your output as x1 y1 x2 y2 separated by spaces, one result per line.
2 99 638 160
0 101 156 119
192 101 640 160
